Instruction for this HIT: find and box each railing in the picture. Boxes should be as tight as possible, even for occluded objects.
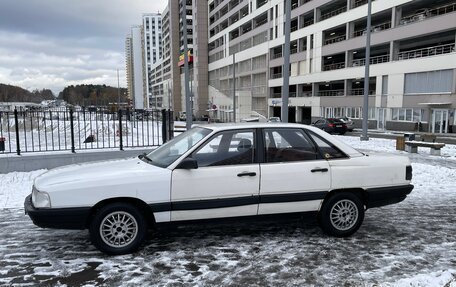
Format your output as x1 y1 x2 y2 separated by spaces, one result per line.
323 62 345 71
352 21 391 38
397 43 455 61
350 88 375 96
272 52 283 59
272 93 282 98
271 73 283 79
320 6 347 21
324 35 346 45
300 0 312 5
352 54 390 66
290 48 298 54
255 17 268 27
291 25 298 32
302 19 314 28
400 3 456 26
0 108 173 155
317 90 344 97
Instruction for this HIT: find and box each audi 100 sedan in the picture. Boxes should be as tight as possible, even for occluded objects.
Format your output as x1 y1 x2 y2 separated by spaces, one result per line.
25 123 413 255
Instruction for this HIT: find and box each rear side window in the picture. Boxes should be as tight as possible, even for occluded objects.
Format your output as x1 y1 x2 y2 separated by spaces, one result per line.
263 128 320 163
307 131 348 160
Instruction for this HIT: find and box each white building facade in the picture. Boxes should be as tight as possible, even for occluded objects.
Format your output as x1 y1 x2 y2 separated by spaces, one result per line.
143 13 163 108
207 0 456 133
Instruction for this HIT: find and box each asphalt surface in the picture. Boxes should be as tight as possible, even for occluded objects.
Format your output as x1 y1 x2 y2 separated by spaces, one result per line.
1 145 455 286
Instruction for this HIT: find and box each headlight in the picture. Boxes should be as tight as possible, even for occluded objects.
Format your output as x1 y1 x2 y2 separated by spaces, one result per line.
32 186 51 208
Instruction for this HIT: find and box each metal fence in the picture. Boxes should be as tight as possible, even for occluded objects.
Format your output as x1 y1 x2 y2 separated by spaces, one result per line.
0 108 174 155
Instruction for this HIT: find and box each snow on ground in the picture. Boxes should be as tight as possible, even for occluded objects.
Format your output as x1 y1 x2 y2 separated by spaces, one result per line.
0 136 455 286
0 169 47 208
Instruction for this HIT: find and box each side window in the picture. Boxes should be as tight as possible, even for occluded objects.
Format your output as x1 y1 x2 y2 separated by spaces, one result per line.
307 131 348 159
192 130 255 167
264 128 319 163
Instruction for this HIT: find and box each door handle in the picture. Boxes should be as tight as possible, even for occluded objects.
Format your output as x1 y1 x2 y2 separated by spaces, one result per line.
237 172 257 177
311 168 328 173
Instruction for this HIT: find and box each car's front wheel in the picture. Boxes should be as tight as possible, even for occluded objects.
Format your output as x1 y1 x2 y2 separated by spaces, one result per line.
89 203 147 255
319 192 364 237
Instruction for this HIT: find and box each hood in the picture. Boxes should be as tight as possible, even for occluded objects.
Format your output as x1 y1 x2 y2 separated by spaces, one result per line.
34 157 165 193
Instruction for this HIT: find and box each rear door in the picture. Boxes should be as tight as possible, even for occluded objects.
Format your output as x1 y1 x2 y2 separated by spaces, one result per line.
258 128 331 215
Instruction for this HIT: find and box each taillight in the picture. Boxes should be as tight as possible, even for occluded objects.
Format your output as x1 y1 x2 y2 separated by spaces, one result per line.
329 124 335 127
406 165 412 180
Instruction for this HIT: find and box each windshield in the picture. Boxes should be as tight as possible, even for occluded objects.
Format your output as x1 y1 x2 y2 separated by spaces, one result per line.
146 127 212 167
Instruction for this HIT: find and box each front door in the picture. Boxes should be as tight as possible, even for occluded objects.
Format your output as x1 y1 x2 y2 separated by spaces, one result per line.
171 129 259 221
431 109 449 133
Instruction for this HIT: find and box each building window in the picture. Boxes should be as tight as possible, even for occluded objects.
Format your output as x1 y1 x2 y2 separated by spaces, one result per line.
404 69 454 95
382 75 388 95
391 108 425 122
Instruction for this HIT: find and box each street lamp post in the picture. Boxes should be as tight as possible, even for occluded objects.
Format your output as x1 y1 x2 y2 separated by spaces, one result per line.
361 0 372 141
282 0 291 123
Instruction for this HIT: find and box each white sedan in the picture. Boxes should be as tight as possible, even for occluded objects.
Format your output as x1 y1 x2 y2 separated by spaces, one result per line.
25 123 413 255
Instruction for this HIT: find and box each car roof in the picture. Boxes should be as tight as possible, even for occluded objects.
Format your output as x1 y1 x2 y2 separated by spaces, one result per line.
193 122 316 131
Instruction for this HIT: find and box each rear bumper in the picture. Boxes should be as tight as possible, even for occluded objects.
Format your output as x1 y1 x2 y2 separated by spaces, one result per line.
24 195 91 229
366 184 414 208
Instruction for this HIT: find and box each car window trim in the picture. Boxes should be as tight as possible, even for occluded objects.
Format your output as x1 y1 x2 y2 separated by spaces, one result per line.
304 130 350 160
259 127 324 164
183 128 259 168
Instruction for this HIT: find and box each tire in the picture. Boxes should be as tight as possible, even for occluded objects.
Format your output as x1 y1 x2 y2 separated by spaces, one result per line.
318 192 364 237
339 131 346 135
89 203 147 255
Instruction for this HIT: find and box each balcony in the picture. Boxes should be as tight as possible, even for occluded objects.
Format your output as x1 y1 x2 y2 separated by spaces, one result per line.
323 62 345 71
318 90 344 97
320 6 347 21
350 88 375 96
352 21 391 38
352 54 390 66
397 43 455 61
271 73 283 79
324 35 346 45
399 3 456 26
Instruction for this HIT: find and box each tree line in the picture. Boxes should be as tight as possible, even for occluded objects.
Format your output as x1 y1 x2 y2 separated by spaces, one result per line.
58 84 128 107
0 84 54 102
0 83 128 107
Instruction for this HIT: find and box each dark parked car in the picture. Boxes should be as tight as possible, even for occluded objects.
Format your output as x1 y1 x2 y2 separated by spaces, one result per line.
312 118 347 135
338 117 354 132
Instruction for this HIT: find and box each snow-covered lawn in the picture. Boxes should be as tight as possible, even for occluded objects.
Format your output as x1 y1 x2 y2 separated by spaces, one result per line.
0 136 455 286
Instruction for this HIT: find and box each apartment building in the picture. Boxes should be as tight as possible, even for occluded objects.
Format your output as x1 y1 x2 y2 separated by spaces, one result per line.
143 13 163 108
147 0 209 117
125 25 147 110
208 0 456 133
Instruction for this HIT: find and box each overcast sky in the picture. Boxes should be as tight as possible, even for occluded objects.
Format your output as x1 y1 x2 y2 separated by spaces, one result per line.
0 0 167 95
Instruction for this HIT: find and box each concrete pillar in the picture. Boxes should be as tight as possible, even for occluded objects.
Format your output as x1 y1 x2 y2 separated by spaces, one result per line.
314 8 321 23
296 106 303 123
346 21 355 40
393 6 402 28
345 50 354 68
312 82 319 97
344 79 352 96
390 41 399 61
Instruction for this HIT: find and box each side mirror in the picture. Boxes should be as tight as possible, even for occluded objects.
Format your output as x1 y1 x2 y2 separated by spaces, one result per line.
176 157 198 169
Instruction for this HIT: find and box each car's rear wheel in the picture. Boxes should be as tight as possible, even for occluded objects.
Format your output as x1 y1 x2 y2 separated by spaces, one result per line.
89 203 147 255
319 192 364 237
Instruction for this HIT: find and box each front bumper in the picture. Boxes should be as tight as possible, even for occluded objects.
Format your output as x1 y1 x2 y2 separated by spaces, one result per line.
24 195 91 229
366 184 414 209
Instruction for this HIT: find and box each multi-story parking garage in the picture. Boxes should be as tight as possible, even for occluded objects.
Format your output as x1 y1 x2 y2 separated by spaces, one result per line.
207 0 456 133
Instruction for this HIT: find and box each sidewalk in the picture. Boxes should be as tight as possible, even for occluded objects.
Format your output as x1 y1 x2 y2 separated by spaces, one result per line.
348 129 456 145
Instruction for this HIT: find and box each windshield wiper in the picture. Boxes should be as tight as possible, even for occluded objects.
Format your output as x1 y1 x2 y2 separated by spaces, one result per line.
138 153 153 163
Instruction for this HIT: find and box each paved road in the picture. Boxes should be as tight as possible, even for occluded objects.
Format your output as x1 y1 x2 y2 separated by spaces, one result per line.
1 154 455 286
0 197 455 286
